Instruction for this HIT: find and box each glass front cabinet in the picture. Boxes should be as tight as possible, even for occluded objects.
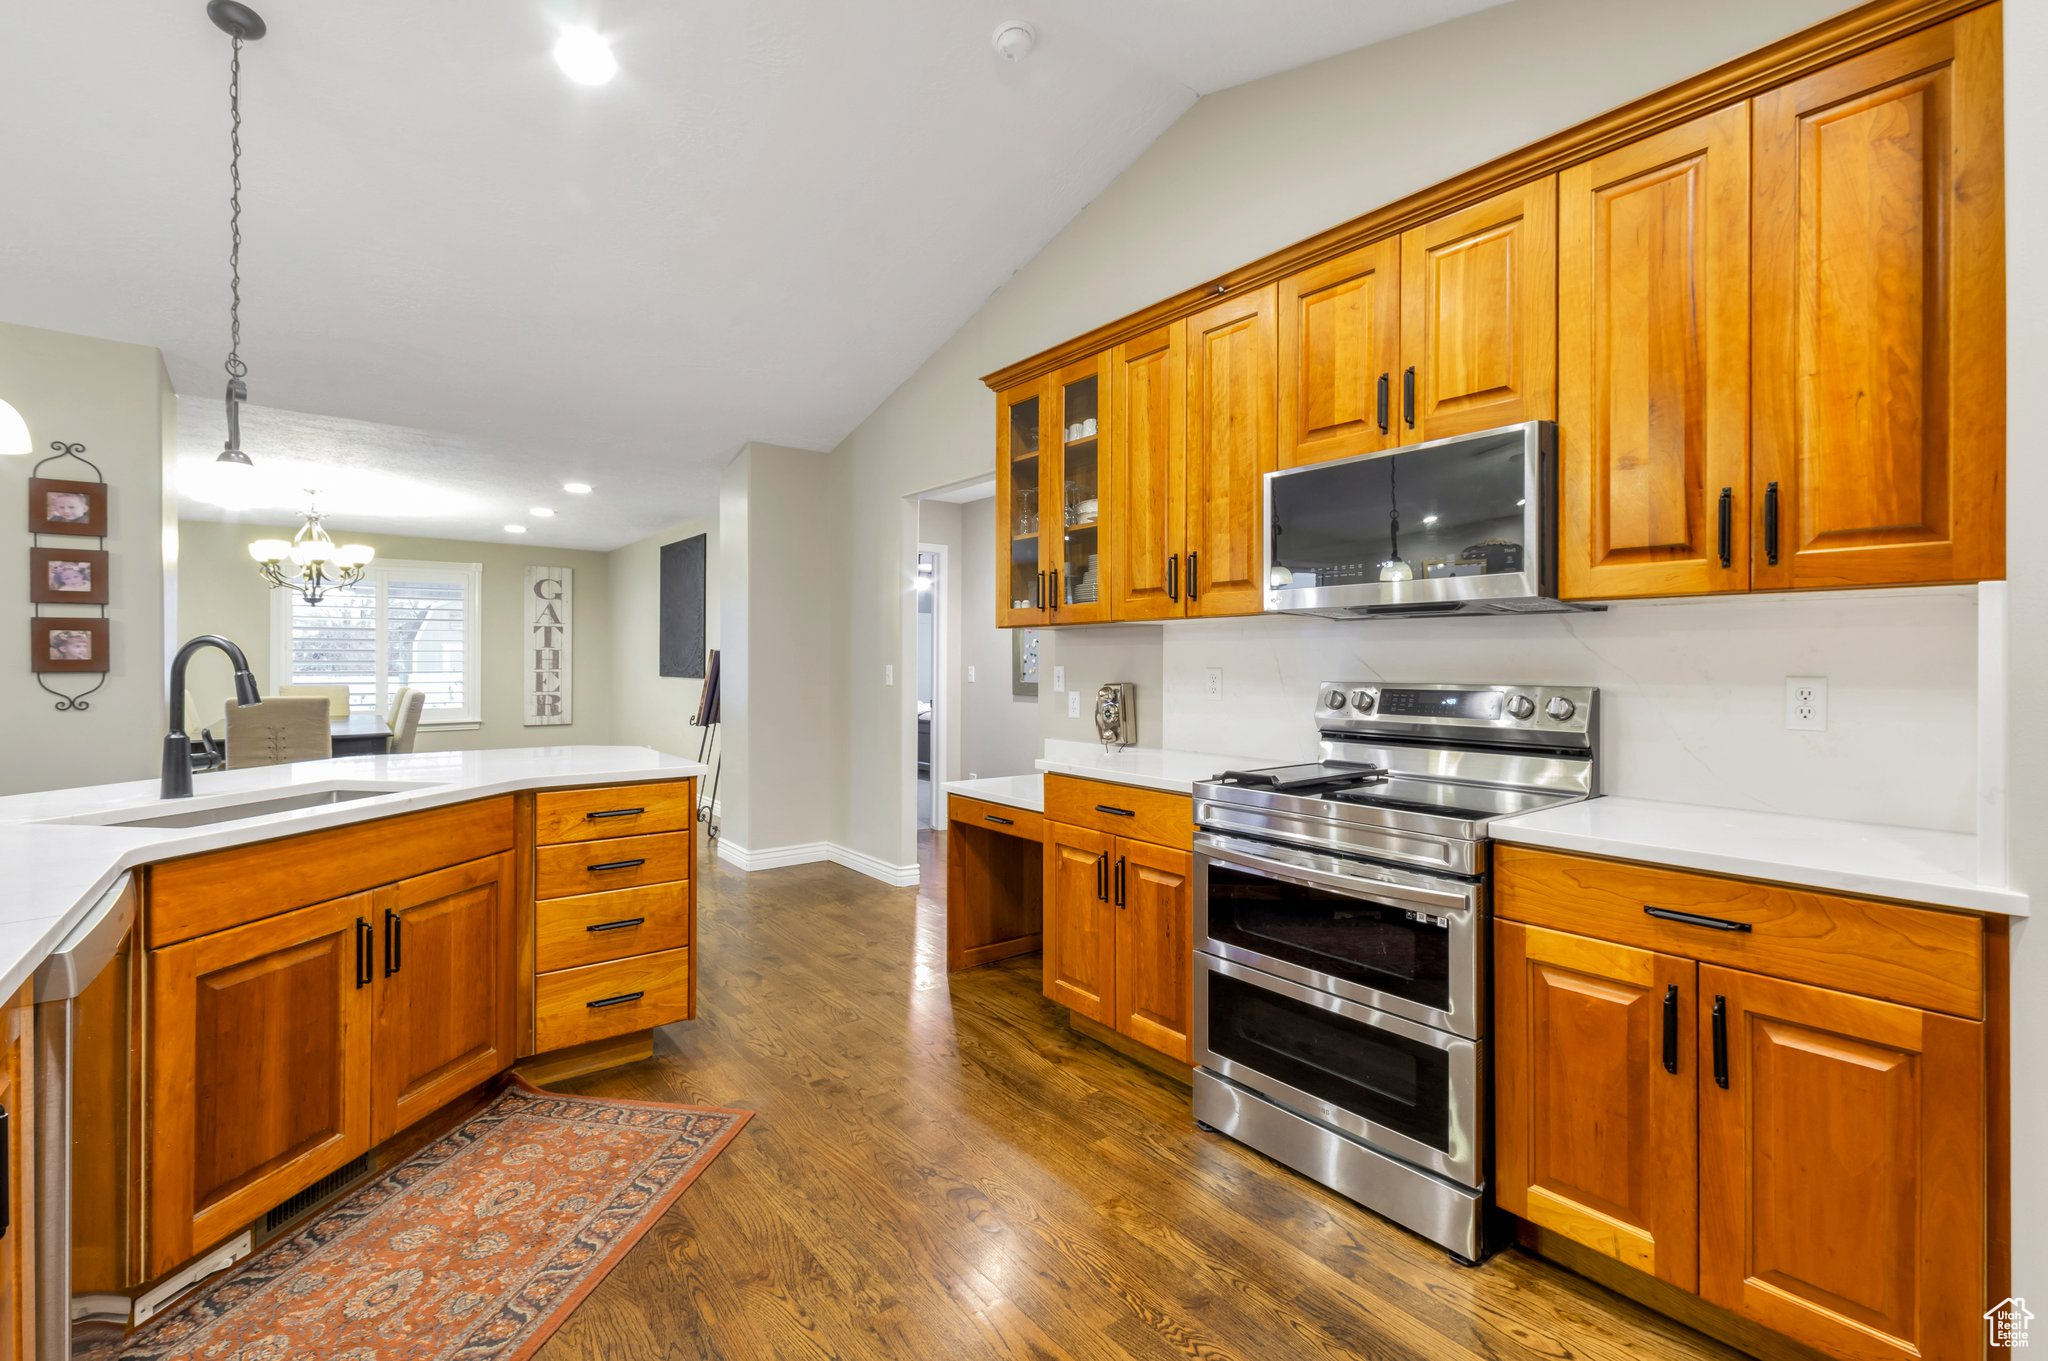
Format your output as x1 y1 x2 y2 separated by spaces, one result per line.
996 377 1049 627
998 361 1113 628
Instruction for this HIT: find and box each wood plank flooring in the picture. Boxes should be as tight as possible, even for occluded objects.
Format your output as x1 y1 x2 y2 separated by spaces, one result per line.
541 833 1742 1361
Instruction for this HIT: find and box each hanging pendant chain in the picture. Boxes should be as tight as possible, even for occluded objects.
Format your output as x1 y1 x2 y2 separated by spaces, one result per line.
225 34 247 380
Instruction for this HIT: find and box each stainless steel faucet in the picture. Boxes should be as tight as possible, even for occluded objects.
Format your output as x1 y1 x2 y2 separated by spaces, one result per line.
162 635 262 798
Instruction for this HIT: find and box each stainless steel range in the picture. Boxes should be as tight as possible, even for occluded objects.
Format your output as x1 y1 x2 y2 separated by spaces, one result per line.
1190 681 1598 1261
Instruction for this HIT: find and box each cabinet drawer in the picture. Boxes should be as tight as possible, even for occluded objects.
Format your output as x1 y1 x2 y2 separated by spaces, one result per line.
535 831 692 900
1044 775 1192 851
534 780 696 845
947 795 1043 843
534 948 693 1052
1493 846 1984 1018
536 881 692 972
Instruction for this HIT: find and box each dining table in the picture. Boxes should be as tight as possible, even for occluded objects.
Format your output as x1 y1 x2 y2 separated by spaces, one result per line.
330 713 394 757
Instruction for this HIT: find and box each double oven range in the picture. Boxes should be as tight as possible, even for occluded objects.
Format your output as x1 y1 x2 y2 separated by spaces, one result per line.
1190 681 1598 1261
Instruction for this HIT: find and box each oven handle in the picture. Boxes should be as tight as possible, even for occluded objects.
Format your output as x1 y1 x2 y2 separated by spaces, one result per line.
1196 833 1473 914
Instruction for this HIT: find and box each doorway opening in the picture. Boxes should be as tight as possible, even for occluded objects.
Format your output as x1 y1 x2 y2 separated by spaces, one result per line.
915 548 941 829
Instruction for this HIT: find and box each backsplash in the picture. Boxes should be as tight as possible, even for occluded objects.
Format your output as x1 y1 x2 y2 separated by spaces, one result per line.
1153 589 1980 833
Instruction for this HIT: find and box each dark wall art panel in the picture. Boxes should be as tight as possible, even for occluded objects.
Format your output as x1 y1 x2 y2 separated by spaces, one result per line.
659 534 707 678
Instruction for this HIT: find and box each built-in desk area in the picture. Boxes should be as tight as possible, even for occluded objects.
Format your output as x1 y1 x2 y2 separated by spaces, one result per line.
942 775 1045 971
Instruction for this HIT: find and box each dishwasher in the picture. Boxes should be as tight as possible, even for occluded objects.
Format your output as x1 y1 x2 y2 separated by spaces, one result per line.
33 874 136 1361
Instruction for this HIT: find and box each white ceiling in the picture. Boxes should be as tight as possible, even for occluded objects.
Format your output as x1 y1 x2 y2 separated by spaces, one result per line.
3 0 1504 550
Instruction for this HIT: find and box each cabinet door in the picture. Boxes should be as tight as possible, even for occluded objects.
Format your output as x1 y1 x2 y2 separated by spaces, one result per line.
1107 323 1187 621
1495 924 1697 1289
371 854 515 1144
1399 178 1557 443
1698 965 1983 1361
1277 238 1402 469
0 984 33 1361
1559 106 1750 600
147 894 374 1276
1111 839 1193 1063
1751 10 2003 589
1049 354 1113 624
1042 824 1114 1024
996 377 1052 626
1184 283 1276 618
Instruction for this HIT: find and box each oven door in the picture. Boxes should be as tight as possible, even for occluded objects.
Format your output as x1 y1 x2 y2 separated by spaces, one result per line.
1195 953 1482 1186
1194 831 1482 1038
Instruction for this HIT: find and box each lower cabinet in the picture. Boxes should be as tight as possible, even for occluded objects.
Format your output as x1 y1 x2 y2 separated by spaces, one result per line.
1043 822 1193 1063
0 982 35 1361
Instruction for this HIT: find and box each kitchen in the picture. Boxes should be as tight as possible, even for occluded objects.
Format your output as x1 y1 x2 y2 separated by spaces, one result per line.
0 0 2043 1359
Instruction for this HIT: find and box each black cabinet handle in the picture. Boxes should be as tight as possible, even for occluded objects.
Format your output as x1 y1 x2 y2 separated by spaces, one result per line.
1402 366 1416 429
586 917 647 933
1049 567 1059 614
1662 984 1679 1074
1096 851 1109 902
355 917 373 988
1644 905 1752 933
0 1105 10 1238
1716 486 1733 569
383 908 403 977
1115 856 1126 907
1095 804 1135 818
1712 995 1730 1089
1187 552 1199 602
1376 372 1390 434
1167 553 1178 603
587 991 645 1010
588 858 646 873
1764 481 1780 566
982 813 1014 826
1036 570 1045 610
584 807 645 820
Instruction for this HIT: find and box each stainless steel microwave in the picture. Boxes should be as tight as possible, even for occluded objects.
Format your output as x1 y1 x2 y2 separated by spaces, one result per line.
1263 420 1589 618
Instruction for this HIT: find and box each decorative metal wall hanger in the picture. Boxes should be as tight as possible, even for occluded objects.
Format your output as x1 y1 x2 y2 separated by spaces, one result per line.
27 441 110 711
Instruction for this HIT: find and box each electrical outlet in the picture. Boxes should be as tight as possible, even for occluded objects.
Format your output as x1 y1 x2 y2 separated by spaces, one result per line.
1053 665 1066 693
966 665 976 683
884 664 894 687
1785 676 1827 731
1067 690 1081 719
1206 667 1224 701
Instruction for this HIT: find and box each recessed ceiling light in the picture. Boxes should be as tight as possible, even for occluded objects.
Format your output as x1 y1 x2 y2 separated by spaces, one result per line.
562 481 593 495
530 507 556 517
553 28 618 86
1422 514 1439 526
505 523 528 534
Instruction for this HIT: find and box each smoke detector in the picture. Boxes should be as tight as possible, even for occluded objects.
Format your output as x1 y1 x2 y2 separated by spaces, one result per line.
992 20 1036 63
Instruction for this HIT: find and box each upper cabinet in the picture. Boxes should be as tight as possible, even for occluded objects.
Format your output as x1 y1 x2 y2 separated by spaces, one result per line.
1559 107 1751 599
1049 355 1114 625
1751 8 2004 590
1277 238 1401 469
1185 284 1278 618
1107 323 1187 621
1399 179 1557 444
995 377 1050 627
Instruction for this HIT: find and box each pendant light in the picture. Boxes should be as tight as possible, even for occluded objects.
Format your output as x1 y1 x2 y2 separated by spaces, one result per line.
197 1 266 508
249 491 374 606
1378 457 1414 583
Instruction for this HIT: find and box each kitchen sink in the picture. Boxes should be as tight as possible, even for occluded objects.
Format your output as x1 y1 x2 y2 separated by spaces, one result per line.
47 782 435 830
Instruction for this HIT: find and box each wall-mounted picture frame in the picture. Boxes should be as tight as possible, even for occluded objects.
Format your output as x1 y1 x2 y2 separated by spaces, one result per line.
1012 626 1040 698
30 546 110 604
28 476 107 537
30 616 109 673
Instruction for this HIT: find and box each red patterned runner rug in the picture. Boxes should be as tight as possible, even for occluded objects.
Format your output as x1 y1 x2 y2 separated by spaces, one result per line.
100 1077 751 1361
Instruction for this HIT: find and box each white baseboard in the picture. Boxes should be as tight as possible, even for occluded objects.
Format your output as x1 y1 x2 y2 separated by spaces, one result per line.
715 837 919 888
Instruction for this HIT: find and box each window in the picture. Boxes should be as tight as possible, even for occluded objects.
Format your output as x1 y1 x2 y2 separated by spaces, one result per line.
271 558 482 725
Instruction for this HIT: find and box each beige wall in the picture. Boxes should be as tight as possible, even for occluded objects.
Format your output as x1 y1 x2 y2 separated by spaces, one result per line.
176 517 615 752
607 514 718 760
0 321 174 794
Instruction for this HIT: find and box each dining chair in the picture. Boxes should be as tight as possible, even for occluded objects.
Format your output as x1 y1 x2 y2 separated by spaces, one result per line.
279 683 353 718
389 687 427 754
224 696 334 768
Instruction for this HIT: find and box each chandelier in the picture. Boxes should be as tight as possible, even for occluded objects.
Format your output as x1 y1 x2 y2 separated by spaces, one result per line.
248 493 374 605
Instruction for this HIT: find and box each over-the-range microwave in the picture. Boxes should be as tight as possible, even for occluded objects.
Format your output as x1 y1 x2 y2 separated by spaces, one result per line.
1263 420 1594 618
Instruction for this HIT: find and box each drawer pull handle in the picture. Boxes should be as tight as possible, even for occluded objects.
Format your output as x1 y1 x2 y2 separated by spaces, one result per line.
586 917 647 933
1643 905 1752 933
587 991 645 1009
1095 804 1136 818
584 807 646 820
588 858 647 873
982 814 1014 826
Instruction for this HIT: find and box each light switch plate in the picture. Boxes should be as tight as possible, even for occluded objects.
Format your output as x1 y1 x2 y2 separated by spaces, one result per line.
1785 676 1827 731
966 665 976 683
884 664 894 687
1053 665 1066 693
1067 691 1081 718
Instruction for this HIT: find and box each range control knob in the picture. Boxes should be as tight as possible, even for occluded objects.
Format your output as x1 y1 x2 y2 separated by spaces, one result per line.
1349 689 1376 713
1321 689 1348 711
1545 695 1578 721
1503 693 1536 720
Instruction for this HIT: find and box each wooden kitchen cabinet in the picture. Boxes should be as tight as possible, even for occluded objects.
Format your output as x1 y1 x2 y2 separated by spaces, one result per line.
1043 824 1115 1025
1277 237 1402 469
1495 922 1697 1289
1398 178 1556 443
147 894 375 1275
0 983 34 1361
1751 8 2004 590
371 854 516 1144
1184 284 1277 618
1110 839 1193 1064
1559 106 1750 600
1049 354 1114 623
1106 322 1187 622
995 376 1052 626
1698 966 1984 1361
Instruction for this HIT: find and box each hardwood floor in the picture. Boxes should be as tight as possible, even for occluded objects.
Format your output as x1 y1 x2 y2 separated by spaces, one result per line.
541 832 1743 1361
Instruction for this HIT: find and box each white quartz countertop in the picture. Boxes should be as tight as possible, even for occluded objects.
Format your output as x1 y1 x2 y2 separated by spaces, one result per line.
1491 796 2028 917
1035 739 1287 796
0 745 707 1002
942 774 1044 814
